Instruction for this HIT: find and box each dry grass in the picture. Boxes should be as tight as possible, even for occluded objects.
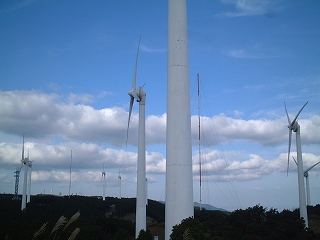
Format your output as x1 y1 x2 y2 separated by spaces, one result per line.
33 222 48 239
32 211 80 240
67 228 80 240
51 216 67 234
63 211 80 231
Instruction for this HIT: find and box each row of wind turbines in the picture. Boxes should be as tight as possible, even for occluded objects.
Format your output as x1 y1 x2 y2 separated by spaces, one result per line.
122 0 319 237
285 102 320 228
12 2 317 239
123 38 318 239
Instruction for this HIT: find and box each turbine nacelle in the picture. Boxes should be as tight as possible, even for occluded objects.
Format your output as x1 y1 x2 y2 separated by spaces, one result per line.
287 121 299 132
128 89 141 102
21 158 28 164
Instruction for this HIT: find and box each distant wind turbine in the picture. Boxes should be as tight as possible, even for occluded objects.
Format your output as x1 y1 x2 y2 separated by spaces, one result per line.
285 101 308 227
102 162 106 201
304 162 320 206
69 150 72 199
292 156 320 206
126 35 147 238
118 170 122 199
21 134 29 211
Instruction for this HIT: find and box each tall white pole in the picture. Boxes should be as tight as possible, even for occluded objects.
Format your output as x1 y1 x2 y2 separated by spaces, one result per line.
118 170 122 199
166 0 194 239
69 150 72 199
305 173 311 206
21 162 28 210
296 125 308 227
198 74 202 211
27 163 31 203
136 89 146 238
103 173 106 201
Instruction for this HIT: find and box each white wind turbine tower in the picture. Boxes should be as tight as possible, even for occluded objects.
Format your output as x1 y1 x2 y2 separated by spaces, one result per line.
27 153 33 203
126 35 147 238
166 0 193 239
285 101 308 227
102 163 106 201
21 135 29 211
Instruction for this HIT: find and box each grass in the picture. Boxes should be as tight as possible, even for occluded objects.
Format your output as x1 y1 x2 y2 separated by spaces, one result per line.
33 211 80 240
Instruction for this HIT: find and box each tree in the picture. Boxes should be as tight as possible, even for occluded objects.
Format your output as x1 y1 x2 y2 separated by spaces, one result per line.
136 229 153 240
170 217 211 240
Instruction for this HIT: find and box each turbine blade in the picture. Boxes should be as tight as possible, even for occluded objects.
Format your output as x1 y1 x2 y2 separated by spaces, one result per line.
305 161 320 173
126 96 134 146
132 35 142 90
291 156 298 166
292 101 308 124
284 102 291 125
287 129 292 176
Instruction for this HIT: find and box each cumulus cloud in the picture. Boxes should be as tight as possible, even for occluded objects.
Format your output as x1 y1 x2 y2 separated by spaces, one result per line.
1 90 319 148
0 90 319 185
31 170 79 184
191 114 290 146
192 149 320 182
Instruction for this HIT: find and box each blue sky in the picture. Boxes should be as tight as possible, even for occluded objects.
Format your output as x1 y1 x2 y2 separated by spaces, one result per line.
0 0 320 212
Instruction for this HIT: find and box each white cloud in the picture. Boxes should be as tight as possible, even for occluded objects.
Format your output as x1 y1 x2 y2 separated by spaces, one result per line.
1 90 319 149
219 0 277 17
193 151 320 182
31 170 79 184
67 93 94 104
0 90 319 185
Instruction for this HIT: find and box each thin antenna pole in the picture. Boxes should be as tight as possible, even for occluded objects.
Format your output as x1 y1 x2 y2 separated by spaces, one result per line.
118 169 122 199
197 74 202 211
69 150 72 199
22 133 25 160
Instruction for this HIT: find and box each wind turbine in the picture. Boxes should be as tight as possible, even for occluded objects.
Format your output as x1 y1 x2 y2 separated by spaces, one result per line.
118 170 122 199
292 156 320 206
285 101 308 227
304 162 320 206
126 35 147 238
101 162 106 201
166 0 194 239
21 134 29 211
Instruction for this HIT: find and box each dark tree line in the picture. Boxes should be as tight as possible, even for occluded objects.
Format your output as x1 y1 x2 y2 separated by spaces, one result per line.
1 194 319 240
171 205 320 240
0 194 164 240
